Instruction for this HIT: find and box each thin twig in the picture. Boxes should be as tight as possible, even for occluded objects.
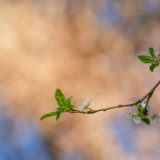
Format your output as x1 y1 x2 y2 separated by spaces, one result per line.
69 80 160 114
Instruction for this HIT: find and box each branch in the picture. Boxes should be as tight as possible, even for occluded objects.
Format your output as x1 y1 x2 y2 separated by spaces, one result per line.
40 47 160 123
69 80 160 114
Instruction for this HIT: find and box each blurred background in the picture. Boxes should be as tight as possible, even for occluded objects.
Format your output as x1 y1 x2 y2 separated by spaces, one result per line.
0 0 160 159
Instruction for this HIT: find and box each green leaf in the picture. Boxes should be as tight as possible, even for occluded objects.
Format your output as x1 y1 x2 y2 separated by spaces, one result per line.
57 107 64 112
56 111 61 121
141 118 150 125
55 88 68 108
148 47 155 57
66 97 72 106
40 88 76 121
66 97 76 110
70 105 76 109
55 88 65 97
150 63 159 72
138 105 145 114
150 114 158 120
137 113 143 118
40 111 57 120
55 89 76 112
150 64 156 72
138 55 154 63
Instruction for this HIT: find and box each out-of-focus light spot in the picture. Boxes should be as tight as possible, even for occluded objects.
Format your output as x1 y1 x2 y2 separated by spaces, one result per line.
97 0 120 27
0 108 53 160
112 117 139 154
61 154 81 160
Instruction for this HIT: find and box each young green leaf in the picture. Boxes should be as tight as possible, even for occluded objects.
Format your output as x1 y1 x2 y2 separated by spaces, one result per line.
40 111 58 120
150 114 158 120
66 97 72 106
56 111 62 121
55 89 76 112
150 64 156 72
137 113 143 118
148 47 155 57
55 88 68 108
150 63 159 72
55 88 65 97
141 118 150 125
70 105 76 109
138 55 154 63
138 105 145 114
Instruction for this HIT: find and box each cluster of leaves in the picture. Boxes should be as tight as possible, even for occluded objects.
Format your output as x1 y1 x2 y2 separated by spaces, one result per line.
138 47 160 72
135 47 160 125
40 89 76 121
131 102 158 125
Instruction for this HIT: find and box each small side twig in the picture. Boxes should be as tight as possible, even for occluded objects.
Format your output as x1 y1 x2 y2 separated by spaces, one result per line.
69 80 160 114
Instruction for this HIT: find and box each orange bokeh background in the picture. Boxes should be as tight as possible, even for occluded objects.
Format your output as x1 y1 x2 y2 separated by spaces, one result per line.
0 1 160 159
